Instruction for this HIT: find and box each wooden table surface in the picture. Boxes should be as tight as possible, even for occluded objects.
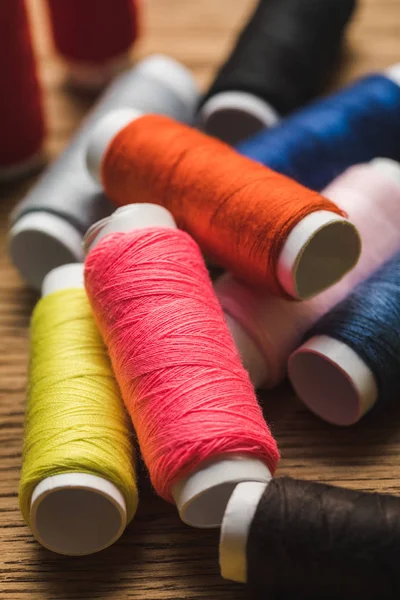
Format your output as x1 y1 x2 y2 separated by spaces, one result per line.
1 0 400 598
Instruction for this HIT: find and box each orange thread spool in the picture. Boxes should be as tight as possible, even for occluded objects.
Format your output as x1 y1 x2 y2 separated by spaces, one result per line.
87 111 359 299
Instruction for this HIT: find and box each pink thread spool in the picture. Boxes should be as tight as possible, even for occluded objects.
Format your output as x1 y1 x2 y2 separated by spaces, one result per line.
29 263 128 556
215 158 400 390
84 204 276 528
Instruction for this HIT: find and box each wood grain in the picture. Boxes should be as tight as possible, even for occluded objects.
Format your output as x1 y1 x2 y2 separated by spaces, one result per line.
1 0 400 598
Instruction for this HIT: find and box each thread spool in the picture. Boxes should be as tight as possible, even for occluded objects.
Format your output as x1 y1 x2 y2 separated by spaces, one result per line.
215 158 400 389
9 55 199 290
220 477 400 599
199 0 356 145
0 0 45 181
237 65 400 191
19 263 138 555
84 204 279 528
86 109 360 300
289 250 400 425
45 0 139 90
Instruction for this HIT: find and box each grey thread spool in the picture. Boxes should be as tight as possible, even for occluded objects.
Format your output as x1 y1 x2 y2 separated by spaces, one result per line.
9 55 199 290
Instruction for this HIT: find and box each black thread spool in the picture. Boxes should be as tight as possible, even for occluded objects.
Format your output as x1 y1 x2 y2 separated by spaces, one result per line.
220 477 400 599
198 0 357 145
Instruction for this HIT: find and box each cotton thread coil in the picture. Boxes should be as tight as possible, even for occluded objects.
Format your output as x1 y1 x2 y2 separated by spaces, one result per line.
9 55 199 291
238 68 400 191
45 0 139 90
0 0 45 180
220 478 400 599
215 159 400 389
289 250 400 425
19 264 138 555
199 0 356 144
84 204 279 528
86 109 361 300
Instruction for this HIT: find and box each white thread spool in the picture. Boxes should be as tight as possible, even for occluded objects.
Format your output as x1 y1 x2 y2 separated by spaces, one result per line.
215 158 400 390
84 204 271 528
219 481 267 583
9 55 199 290
287 157 400 426
85 108 360 301
198 91 280 145
29 263 127 556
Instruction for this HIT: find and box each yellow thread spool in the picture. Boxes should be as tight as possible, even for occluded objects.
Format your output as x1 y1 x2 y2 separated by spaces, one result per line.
19 263 138 555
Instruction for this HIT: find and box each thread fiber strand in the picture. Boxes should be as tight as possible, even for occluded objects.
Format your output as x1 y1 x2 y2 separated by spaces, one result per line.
19 288 138 524
84 228 279 501
100 114 344 294
238 74 400 191
247 477 400 599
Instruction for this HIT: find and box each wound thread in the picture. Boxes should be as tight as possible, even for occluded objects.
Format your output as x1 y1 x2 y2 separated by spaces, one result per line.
96 113 345 295
0 0 45 174
237 73 400 191
19 288 138 525
200 0 356 139
246 477 400 600
304 250 400 413
84 227 279 502
216 160 400 387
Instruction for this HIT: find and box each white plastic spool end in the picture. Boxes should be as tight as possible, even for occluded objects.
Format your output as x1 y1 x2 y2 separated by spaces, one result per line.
30 265 127 555
219 481 267 583
136 54 199 109
172 457 271 528
288 335 378 426
86 108 142 184
277 210 361 300
370 157 400 186
8 212 84 291
199 91 279 144
385 63 400 87
224 313 268 389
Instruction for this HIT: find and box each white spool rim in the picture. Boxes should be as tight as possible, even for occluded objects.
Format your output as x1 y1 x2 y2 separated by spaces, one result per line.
288 335 379 426
277 210 361 300
172 456 271 528
66 53 132 91
199 91 279 143
385 63 400 86
219 480 267 583
135 54 199 109
86 108 143 184
30 473 127 556
0 151 44 182
370 157 400 186
8 212 84 291
42 263 85 296
224 313 268 389
84 203 177 252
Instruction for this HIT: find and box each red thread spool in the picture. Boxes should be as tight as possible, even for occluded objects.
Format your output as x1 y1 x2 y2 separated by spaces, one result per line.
86 109 361 300
84 204 279 528
0 0 45 181
45 0 139 90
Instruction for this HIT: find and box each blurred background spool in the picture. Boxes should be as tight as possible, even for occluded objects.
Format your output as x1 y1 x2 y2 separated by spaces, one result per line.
45 0 139 91
86 108 360 300
215 158 400 388
220 477 400 599
289 250 400 426
0 0 45 181
19 263 138 556
84 204 279 528
8 55 199 291
237 65 400 191
198 0 356 144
